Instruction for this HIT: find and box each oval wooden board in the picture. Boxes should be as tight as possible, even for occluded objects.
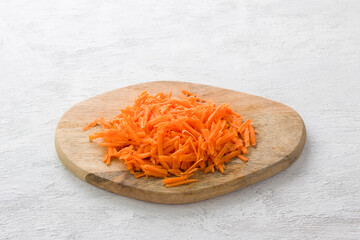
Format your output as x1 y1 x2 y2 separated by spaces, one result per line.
55 81 306 204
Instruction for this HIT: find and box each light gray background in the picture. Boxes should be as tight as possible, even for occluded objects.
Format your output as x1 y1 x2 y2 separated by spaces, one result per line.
1 0 359 239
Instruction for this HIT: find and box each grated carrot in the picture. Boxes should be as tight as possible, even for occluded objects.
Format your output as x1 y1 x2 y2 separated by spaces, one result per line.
237 154 249 162
83 90 256 187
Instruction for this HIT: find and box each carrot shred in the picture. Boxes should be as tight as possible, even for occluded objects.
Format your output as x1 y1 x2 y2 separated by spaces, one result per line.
134 172 146 178
168 168 183 177
163 176 188 184
249 124 256 146
244 127 250 147
82 120 98 130
165 179 198 187
238 154 249 162
83 90 256 187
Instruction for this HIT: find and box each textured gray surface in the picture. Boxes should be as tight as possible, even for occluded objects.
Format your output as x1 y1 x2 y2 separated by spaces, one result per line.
1 0 359 239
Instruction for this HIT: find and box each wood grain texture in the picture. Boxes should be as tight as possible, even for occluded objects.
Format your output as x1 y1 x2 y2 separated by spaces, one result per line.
55 81 306 204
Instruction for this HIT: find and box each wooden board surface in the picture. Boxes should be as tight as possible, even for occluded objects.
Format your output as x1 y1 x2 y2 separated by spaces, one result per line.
55 81 306 204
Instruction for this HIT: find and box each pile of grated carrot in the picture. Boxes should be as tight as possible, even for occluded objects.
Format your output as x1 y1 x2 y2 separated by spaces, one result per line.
83 90 256 187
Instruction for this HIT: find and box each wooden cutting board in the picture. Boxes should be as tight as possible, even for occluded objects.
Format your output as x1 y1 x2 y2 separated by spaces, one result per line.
55 81 306 204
